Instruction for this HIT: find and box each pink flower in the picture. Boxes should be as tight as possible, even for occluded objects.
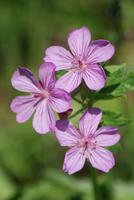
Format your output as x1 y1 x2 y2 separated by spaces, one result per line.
44 26 115 93
55 108 120 174
10 62 71 134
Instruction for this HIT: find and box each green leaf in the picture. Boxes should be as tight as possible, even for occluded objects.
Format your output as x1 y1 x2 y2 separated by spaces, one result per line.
104 63 126 76
95 64 134 100
102 110 122 119
111 72 134 95
105 142 122 154
95 93 116 100
102 110 132 127
95 92 129 101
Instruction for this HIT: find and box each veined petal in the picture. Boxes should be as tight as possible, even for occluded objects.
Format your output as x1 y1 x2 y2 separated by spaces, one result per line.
49 88 71 113
55 69 82 93
63 147 86 174
95 126 120 146
68 26 91 61
86 40 115 63
55 120 81 146
79 108 102 137
44 46 74 71
39 62 56 91
10 95 42 123
33 99 55 134
83 65 106 90
87 147 115 172
11 66 42 93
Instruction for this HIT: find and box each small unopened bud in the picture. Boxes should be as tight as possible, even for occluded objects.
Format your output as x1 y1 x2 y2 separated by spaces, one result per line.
58 109 73 119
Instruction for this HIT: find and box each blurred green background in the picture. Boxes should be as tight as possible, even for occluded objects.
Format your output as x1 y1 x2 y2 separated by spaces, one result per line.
0 0 134 199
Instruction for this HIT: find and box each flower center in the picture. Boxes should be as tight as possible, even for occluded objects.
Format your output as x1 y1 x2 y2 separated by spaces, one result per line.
78 135 97 151
80 138 89 150
33 90 49 98
78 60 84 69
71 52 87 70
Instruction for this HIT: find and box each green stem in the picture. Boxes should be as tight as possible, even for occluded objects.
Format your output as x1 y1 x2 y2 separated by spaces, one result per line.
89 164 100 200
68 107 85 119
72 97 83 105
88 90 96 108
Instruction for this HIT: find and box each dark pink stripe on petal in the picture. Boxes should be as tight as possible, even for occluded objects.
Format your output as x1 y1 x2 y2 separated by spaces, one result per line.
49 88 71 113
96 133 120 147
83 65 106 90
10 95 42 123
44 46 74 71
63 147 86 174
86 40 115 64
95 126 118 137
95 126 120 146
55 69 82 93
79 108 102 138
55 120 81 146
39 62 56 91
33 99 55 134
87 147 115 172
68 27 91 61
11 66 42 93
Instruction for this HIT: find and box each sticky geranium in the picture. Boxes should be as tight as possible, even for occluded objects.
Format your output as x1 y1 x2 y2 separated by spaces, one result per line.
10 62 71 134
44 26 115 93
55 108 120 175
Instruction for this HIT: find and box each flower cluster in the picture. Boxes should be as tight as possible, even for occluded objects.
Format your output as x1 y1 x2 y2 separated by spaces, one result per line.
11 26 120 174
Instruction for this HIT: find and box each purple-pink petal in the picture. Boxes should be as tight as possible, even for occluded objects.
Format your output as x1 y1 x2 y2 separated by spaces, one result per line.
86 40 115 64
63 147 86 175
11 66 42 93
55 69 82 93
87 147 115 172
39 62 56 91
44 46 74 71
10 95 41 123
32 99 55 134
68 26 91 61
49 88 71 113
55 120 81 146
83 64 106 90
95 126 118 137
79 108 102 137
95 126 120 146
